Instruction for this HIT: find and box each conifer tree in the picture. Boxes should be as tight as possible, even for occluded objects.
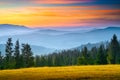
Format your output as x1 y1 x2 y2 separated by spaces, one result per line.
107 34 120 64
0 51 4 69
81 47 88 64
5 38 14 69
21 44 34 67
96 45 107 64
14 40 21 68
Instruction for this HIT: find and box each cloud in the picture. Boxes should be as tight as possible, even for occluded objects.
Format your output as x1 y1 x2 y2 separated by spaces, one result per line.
0 0 119 27
0 0 93 5
0 2 9 5
0 5 119 27
30 0 92 4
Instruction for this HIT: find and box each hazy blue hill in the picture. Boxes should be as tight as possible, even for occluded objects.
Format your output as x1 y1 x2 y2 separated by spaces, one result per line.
0 44 5 55
0 24 35 36
0 44 55 55
0 24 120 50
36 29 70 35
105 27 120 30
60 26 120 48
74 42 109 50
30 45 55 55
63 26 120 36
87 27 120 33
0 24 29 30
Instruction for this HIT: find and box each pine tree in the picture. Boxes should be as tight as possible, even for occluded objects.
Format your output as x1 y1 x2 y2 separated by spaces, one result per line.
81 47 88 65
5 38 14 69
39 56 46 66
0 51 4 69
14 40 21 68
107 34 120 64
90 47 98 64
96 45 107 64
77 56 85 65
35 55 41 67
21 44 34 67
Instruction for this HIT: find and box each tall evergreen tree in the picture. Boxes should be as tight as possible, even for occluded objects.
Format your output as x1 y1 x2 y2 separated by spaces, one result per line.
0 51 4 69
81 47 88 65
107 34 120 64
96 45 107 64
14 40 21 68
21 44 34 67
90 47 98 64
5 38 14 69
39 56 47 66
35 55 41 67
77 56 85 65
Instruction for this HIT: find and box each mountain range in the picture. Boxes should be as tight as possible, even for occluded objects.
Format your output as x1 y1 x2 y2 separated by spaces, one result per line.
0 24 120 55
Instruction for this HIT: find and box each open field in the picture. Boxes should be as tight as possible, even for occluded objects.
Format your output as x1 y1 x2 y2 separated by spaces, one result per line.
0 65 120 80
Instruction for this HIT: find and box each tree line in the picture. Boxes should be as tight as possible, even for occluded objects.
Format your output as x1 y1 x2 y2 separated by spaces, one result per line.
0 34 120 70
0 38 34 69
34 34 120 66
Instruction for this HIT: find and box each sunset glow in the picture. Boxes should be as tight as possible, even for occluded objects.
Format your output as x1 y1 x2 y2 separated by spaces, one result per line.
0 0 120 28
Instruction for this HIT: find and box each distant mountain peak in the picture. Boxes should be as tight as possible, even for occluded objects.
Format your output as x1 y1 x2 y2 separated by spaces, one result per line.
41 29 58 32
0 24 29 29
105 26 120 30
0 24 22 26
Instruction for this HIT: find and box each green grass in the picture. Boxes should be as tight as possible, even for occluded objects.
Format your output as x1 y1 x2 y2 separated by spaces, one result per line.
0 65 120 80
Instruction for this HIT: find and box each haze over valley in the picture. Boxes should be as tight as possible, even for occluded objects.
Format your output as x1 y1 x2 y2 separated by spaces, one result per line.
0 24 120 55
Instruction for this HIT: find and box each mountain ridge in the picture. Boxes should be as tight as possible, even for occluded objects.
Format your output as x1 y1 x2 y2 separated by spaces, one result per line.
0 24 120 50
0 24 30 29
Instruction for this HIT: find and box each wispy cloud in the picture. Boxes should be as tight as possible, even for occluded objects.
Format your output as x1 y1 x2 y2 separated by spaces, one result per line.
0 0 120 27
30 0 93 4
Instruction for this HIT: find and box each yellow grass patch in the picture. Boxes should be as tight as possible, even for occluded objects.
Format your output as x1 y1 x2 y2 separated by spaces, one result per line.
0 65 120 80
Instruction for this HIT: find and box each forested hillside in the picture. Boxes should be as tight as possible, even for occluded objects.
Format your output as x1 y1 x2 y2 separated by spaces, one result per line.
0 34 120 69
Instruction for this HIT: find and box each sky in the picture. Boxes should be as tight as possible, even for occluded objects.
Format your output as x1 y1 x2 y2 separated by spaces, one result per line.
0 0 120 28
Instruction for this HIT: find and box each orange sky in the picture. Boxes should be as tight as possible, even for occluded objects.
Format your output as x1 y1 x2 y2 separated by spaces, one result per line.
0 0 120 28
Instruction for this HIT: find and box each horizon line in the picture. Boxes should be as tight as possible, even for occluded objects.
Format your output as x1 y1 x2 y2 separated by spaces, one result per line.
0 23 120 29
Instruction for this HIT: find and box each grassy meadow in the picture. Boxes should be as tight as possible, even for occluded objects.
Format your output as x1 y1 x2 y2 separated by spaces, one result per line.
0 65 120 80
